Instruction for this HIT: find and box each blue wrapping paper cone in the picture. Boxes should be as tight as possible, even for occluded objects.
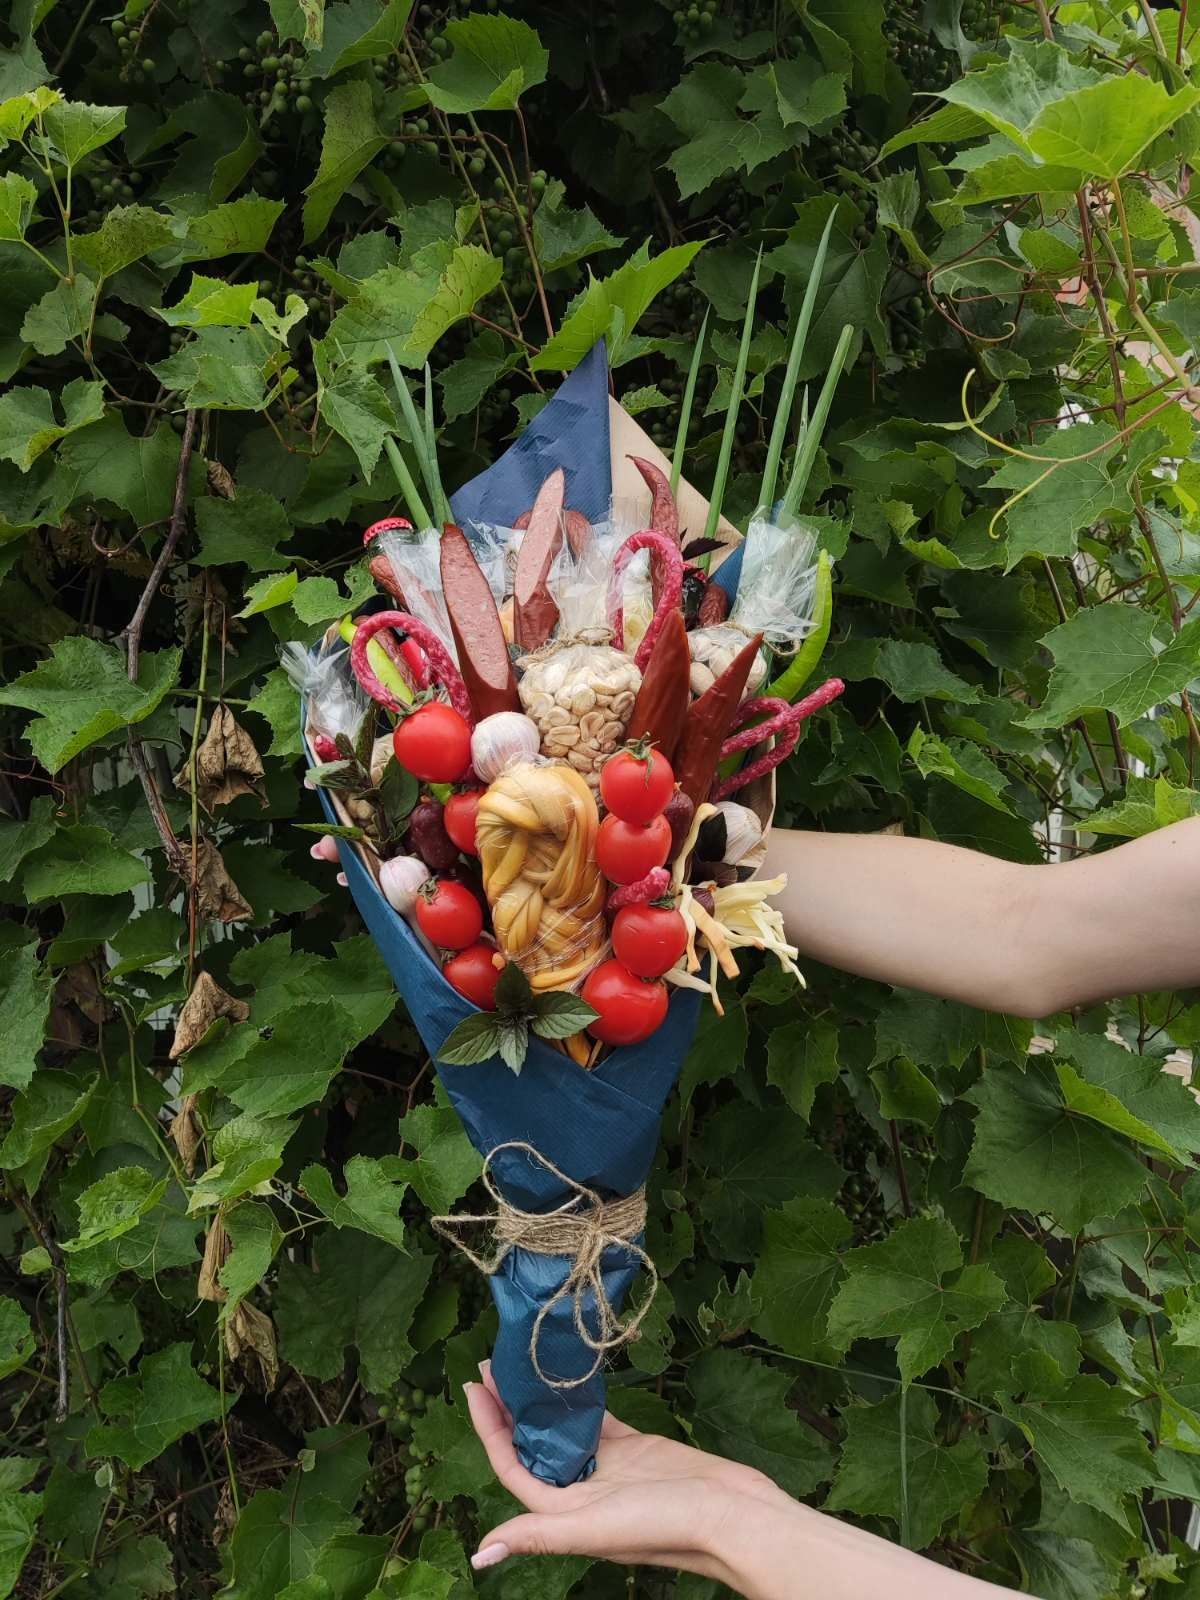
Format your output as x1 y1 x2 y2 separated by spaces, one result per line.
306 340 716 1486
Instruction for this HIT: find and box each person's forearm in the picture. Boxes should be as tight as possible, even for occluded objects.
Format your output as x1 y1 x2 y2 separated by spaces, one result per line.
711 1492 1009 1600
761 819 1200 1018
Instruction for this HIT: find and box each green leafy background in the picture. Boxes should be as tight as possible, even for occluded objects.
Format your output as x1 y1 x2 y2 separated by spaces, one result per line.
4 0 1200 1595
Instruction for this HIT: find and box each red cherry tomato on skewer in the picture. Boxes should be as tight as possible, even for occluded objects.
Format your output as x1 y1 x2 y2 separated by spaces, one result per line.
415 878 483 950
443 942 503 1009
612 904 688 979
600 747 674 825
595 813 672 885
581 959 669 1045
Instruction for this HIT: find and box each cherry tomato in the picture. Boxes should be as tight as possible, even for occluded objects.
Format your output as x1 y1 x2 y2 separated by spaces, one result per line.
612 904 688 979
393 702 471 783
443 941 503 1009
595 813 672 885
415 877 483 950
600 747 675 825
581 959 669 1045
443 788 484 855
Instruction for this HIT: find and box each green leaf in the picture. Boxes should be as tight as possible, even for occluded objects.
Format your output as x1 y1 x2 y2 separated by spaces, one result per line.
986 424 1132 565
529 992 599 1039
871 1057 941 1127
0 171 36 241
302 81 387 245
178 193 285 262
300 1155 408 1249
828 1389 988 1550
271 0 325 48
437 1013 503 1066
317 367 395 478
662 63 793 199
766 1017 840 1121
218 1202 283 1315
1087 775 1200 839
533 179 623 275
531 240 705 371
389 1096 481 1214
57 414 194 525
771 56 846 128
937 38 1103 152
225 1000 363 1117
687 1349 833 1496
21 825 150 900
411 1397 492 1502
247 668 303 758
403 245 503 368
275 1236 434 1392
151 326 277 412
75 204 176 277
965 1061 1149 1233
999 1351 1158 1524
1055 1030 1200 1162
679 1000 747 1106
40 100 126 165
1025 608 1200 731
496 1017 529 1075
160 273 258 329
238 570 300 618
749 1197 850 1362
0 1297 35 1380
194 487 294 572
766 198 888 380
62 1167 169 1253
85 1342 225 1469
0 1068 95 1173
907 728 1014 814
0 943 52 1092
826 1216 1006 1385
0 377 104 470
1027 78 1200 181
190 1113 295 1209
20 278 97 360
425 14 548 114
0 636 179 773
304 0 413 78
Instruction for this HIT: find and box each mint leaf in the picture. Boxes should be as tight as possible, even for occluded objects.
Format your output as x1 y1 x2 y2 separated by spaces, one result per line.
529 991 597 1039
493 960 532 1015
437 1013 503 1066
496 1017 529 1075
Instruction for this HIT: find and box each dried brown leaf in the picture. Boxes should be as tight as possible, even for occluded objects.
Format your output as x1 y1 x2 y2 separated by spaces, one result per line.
225 1300 279 1391
206 461 236 499
170 971 250 1059
198 1216 229 1302
169 1093 204 1175
194 837 253 924
176 705 266 812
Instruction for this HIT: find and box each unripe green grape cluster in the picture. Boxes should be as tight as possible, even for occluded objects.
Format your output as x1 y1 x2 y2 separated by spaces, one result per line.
884 0 954 91
672 0 719 46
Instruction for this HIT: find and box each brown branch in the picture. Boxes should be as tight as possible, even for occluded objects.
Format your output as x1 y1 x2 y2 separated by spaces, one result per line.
887 1120 912 1218
123 411 198 878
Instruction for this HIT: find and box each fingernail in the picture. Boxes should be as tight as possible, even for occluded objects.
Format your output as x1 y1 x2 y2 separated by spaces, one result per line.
471 1543 510 1571
462 1381 478 1396
309 842 324 859
336 871 347 886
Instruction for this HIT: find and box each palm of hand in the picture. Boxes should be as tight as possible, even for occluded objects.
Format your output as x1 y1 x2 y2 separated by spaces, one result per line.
465 1364 784 1574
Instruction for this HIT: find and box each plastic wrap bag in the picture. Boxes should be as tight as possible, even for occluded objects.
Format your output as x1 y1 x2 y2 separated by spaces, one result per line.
476 759 608 992
688 512 820 695
280 641 369 761
375 527 458 662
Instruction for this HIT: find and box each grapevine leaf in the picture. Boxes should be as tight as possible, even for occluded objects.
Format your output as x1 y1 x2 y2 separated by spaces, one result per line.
75 204 176 277
662 64 792 198
40 100 126 165
999 1351 1159 1524
0 943 51 1092
219 1203 283 1316
1027 78 1200 181
304 0 414 79
531 240 705 371
1055 1030 1200 1162
688 1349 833 1496
0 1067 94 1171
271 0 325 48
937 38 1103 152
402 245 503 367
411 1397 492 1501
0 1297 35 1380
302 81 387 244
826 1216 1007 1385
178 194 285 261
238 570 299 618
766 1017 840 1121
388 1096 482 1213
0 377 104 470
827 1389 988 1549
749 1197 850 1362
533 179 622 274
300 1155 408 1250
194 486 294 571
21 825 150 900
1024 609 1200 730
0 171 36 240
986 424 1132 565
61 1168 169 1253
0 636 180 772
425 14 549 114
57 413 196 524
965 1062 1149 1232
317 366 395 478
85 1343 225 1469
189 1113 296 1210
160 273 258 329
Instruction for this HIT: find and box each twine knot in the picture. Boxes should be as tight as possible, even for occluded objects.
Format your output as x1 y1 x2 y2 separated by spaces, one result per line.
431 1141 656 1389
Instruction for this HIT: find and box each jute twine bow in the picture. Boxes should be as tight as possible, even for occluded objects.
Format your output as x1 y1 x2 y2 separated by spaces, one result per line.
431 1141 656 1390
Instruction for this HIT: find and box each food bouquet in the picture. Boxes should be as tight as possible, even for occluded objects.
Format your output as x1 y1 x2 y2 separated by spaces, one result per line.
291 311 849 1484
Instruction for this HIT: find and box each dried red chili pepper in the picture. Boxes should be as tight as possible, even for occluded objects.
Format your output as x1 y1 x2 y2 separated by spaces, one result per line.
625 609 690 761
672 632 763 808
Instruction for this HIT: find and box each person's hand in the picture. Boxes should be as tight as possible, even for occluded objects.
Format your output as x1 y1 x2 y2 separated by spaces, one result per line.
309 833 346 885
463 1361 789 1582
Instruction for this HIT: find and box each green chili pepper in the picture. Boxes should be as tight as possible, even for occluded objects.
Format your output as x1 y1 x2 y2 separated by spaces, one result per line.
766 549 833 703
338 614 413 707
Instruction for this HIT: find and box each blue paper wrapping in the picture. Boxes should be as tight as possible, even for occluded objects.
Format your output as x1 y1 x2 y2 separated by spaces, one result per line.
306 340 711 1487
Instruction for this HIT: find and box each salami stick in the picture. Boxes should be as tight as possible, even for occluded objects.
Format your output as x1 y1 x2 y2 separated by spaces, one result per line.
513 468 566 651
607 530 684 671
350 610 474 724
439 524 520 719
711 678 845 801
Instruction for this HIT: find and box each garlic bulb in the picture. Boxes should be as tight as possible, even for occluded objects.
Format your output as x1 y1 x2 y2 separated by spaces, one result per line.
714 801 763 864
470 711 541 782
379 854 430 916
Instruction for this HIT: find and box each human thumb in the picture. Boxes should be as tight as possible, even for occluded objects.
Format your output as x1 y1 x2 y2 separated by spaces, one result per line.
471 1512 582 1570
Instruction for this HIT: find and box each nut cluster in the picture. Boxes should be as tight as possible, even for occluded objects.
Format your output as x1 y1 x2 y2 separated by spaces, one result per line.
687 626 768 698
517 637 641 786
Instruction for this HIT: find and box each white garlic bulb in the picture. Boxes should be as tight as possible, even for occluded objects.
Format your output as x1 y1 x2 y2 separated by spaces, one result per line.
715 801 763 864
379 854 431 916
470 711 541 782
